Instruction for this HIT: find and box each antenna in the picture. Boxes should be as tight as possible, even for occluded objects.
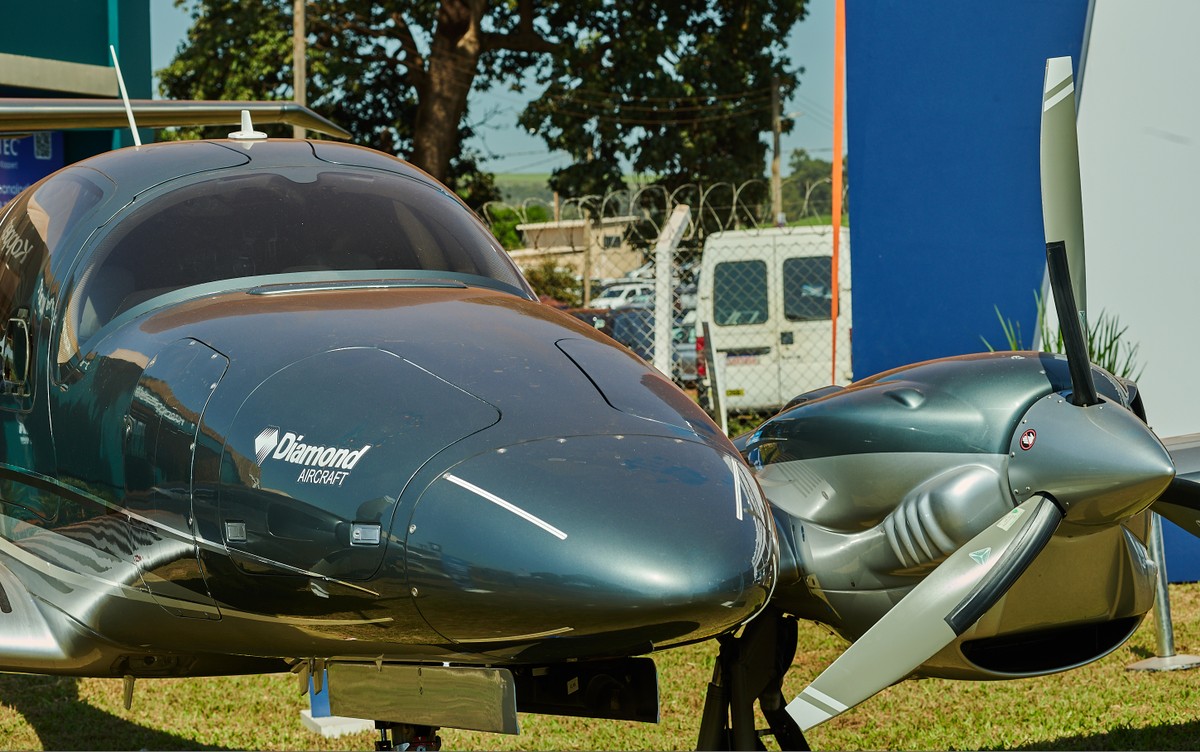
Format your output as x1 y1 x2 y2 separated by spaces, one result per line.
228 110 268 141
108 44 141 147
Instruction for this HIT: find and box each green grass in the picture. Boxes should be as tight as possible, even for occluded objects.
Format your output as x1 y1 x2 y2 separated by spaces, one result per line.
2 585 1200 749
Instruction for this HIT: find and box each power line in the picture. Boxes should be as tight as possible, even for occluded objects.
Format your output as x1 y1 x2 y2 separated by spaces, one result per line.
538 103 773 127
544 92 772 115
558 85 775 106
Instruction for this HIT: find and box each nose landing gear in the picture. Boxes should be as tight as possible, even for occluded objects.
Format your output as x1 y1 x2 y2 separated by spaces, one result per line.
375 722 441 751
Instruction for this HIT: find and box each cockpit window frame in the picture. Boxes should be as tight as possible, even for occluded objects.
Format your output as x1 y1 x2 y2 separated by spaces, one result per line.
54 164 535 377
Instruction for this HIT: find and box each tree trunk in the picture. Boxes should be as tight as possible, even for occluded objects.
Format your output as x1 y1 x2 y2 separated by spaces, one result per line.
411 0 487 183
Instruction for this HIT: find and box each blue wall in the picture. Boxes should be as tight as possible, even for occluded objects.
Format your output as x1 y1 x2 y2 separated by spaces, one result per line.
844 0 1200 583
846 0 1088 377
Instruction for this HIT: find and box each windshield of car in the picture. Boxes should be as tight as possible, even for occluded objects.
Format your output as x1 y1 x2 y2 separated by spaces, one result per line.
61 167 527 361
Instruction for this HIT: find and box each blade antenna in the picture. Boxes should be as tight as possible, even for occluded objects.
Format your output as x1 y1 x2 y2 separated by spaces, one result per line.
108 44 141 147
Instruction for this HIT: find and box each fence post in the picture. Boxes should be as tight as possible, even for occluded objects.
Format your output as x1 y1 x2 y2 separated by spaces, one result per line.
652 205 691 377
700 321 728 436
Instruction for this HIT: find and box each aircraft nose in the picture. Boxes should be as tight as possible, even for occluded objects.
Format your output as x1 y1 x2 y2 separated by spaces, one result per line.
1008 395 1175 527
402 434 776 660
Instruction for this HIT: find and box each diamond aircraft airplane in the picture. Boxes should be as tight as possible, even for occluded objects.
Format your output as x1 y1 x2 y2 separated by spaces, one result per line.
0 94 776 747
691 57 1200 750
2 55 1200 751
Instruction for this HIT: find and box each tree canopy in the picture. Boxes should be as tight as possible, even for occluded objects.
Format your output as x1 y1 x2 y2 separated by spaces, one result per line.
781 147 847 221
160 0 808 205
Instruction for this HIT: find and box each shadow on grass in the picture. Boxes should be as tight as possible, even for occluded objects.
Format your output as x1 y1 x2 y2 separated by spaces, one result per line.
0 674 230 751
986 719 1200 751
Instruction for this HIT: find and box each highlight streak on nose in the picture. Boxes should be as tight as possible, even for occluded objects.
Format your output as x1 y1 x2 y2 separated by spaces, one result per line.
724 455 746 521
443 473 569 540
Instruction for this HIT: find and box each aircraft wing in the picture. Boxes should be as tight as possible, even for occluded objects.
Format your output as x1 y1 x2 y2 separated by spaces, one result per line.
1154 433 1200 537
0 99 351 139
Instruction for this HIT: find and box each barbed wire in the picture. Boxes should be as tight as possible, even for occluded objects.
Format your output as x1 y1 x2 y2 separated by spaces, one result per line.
480 174 849 241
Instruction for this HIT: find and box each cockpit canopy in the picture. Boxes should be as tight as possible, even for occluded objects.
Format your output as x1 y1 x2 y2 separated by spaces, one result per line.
60 165 529 362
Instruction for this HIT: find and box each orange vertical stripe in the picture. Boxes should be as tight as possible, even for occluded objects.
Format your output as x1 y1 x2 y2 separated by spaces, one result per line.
830 0 846 383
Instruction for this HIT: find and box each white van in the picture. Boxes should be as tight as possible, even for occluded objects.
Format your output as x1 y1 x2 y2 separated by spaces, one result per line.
696 226 852 412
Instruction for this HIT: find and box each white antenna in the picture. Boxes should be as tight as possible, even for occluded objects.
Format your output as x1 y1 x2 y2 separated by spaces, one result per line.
228 110 268 141
108 44 141 147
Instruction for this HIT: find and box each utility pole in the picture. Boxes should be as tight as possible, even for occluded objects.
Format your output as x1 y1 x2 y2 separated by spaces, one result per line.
293 0 307 139
771 75 783 226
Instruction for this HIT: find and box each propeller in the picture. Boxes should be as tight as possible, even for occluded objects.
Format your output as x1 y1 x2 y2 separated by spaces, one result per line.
785 494 1062 730
783 56 1138 732
1046 241 1098 406
1040 54 1098 406
1040 56 1087 321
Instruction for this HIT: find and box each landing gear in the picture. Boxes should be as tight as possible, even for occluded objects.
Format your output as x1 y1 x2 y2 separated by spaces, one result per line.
375 721 441 751
696 608 809 751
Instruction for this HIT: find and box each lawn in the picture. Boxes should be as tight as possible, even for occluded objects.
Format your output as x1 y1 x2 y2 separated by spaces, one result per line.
2 585 1199 750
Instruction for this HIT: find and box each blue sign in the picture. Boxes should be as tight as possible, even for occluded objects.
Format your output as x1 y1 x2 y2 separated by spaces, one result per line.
0 133 65 206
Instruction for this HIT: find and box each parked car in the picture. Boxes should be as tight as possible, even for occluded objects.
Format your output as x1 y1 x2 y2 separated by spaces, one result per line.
565 307 612 332
589 282 654 310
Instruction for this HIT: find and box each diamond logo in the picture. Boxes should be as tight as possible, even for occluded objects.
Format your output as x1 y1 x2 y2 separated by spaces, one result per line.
254 426 280 465
969 548 992 565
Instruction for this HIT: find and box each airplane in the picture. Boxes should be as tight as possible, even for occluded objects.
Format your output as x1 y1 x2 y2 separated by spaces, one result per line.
4 54 1198 752
0 99 779 749
692 57 1200 750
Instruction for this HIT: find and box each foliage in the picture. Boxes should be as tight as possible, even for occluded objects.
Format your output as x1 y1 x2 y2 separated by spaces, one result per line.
1 584 1198 748
521 1 808 198
494 174 556 204
780 148 847 222
982 291 1144 381
521 260 581 307
487 203 551 251
160 0 808 209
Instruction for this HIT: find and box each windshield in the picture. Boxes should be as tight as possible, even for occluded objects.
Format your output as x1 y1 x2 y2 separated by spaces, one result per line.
62 167 528 361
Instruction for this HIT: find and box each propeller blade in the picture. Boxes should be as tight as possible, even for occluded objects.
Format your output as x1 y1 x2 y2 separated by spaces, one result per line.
785 494 1062 731
1154 434 1200 537
1041 55 1087 315
1046 242 1099 406
1040 55 1098 407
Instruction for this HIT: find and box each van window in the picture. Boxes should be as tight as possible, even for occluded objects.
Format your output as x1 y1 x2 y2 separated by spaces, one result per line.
714 260 767 326
783 256 832 321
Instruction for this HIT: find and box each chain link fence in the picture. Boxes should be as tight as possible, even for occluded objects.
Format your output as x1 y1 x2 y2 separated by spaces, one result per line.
482 177 850 428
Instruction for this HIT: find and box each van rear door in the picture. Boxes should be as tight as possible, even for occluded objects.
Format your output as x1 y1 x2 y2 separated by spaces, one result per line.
775 227 851 396
709 251 780 410
776 252 835 396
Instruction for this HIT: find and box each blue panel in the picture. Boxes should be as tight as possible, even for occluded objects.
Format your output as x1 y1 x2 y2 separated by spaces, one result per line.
0 134 65 205
844 0 1200 587
845 0 1088 378
1163 517 1200 584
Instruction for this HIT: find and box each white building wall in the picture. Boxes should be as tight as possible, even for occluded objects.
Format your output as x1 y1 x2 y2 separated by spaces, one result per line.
1078 0 1200 437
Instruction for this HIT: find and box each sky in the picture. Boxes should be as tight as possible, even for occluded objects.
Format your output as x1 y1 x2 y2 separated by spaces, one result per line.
149 1 844 176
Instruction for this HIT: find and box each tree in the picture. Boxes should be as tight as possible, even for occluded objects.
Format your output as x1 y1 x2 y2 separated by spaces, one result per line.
521 1 808 197
521 260 581 307
780 148 847 221
159 0 807 205
486 203 550 250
